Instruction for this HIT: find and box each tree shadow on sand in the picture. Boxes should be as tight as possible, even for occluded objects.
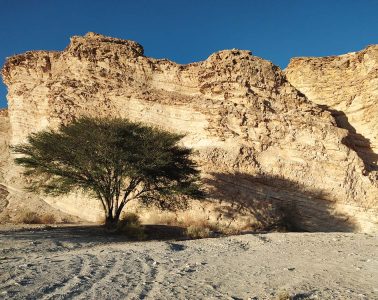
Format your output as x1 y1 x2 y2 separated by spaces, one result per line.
204 172 358 232
0 224 188 245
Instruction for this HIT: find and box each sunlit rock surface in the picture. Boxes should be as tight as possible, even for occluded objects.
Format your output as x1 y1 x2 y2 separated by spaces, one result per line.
286 46 378 175
1 33 377 231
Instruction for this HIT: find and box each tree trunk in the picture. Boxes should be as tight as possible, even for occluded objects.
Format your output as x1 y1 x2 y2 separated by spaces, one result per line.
104 213 118 230
114 208 123 224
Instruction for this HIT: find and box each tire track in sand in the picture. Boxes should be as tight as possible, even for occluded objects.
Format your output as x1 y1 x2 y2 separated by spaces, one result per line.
50 253 115 299
38 255 86 299
8 255 86 300
120 253 160 300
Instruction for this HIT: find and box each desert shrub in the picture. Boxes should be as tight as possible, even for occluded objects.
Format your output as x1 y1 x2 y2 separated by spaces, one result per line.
39 214 57 224
273 202 303 232
119 212 141 225
0 214 11 224
217 225 243 235
180 216 246 237
16 211 58 224
60 216 73 224
276 290 291 300
143 212 179 226
142 212 251 239
186 225 211 239
18 211 42 224
117 212 146 240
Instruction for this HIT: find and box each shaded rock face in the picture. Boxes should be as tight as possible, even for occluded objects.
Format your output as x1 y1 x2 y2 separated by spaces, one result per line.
1 33 377 231
0 109 10 212
286 46 378 176
0 109 91 223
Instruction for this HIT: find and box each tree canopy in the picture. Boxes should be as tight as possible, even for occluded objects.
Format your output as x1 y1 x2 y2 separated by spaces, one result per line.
13 117 204 227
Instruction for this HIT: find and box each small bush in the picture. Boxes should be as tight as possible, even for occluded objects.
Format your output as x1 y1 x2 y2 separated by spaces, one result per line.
120 212 141 225
186 225 211 239
60 216 73 224
0 214 11 224
17 211 58 224
18 211 42 224
276 290 291 300
217 225 242 235
39 214 57 224
117 212 146 240
144 212 178 225
272 201 303 232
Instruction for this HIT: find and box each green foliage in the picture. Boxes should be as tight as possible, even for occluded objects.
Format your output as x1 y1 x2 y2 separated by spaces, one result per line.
13 117 204 227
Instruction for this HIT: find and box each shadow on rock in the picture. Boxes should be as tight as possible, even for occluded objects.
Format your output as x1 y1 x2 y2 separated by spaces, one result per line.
204 172 358 232
319 105 378 173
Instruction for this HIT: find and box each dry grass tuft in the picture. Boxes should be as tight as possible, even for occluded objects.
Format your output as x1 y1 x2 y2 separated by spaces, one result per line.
276 290 292 300
186 225 211 239
39 214 57 224
60 216 73 224
143 212 179 226
17 211 57 224
17 211 42 224
143 211 255 239
178 216 249 238
140 210 265 239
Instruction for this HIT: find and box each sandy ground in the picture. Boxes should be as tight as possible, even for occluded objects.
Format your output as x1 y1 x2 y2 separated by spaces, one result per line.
0 226 377 300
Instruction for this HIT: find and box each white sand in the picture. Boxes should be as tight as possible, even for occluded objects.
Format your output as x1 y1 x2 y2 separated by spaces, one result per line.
0 227 377 299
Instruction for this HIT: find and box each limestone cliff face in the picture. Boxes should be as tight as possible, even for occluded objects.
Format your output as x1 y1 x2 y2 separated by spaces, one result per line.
286 46 378 178
0 109 10 212
2 33 377 231
0 110 82 223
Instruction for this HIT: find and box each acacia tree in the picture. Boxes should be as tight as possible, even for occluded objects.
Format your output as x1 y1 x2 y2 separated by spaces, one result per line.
13 117 204 227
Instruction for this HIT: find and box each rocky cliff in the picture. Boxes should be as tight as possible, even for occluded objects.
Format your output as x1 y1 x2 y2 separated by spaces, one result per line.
0 109 80 223
1 33 377 231
286 46 378 177
0 109 10 213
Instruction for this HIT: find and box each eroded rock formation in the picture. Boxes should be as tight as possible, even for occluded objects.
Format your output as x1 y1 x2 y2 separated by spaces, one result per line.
286 46 378 176
0 109 10 212
0 109 81 223
1 33 377 231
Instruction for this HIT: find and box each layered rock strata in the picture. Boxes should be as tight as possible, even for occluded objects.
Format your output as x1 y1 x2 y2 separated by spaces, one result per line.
0 109 81 223
286 46 378 176
1 33 377 231
0 109 10 212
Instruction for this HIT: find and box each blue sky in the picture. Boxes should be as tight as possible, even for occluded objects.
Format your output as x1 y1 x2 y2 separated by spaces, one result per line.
1 0 378 108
